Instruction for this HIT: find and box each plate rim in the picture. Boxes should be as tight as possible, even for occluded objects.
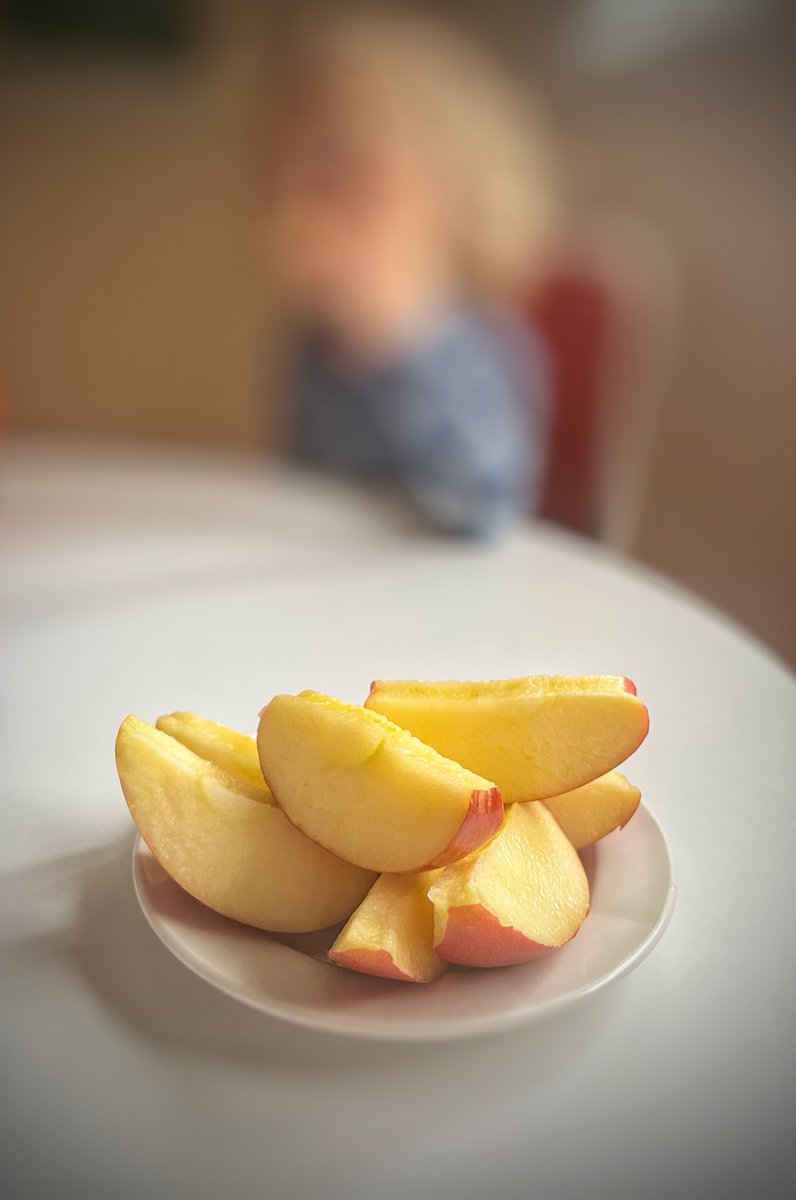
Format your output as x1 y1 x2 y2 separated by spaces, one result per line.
132 804 676 1042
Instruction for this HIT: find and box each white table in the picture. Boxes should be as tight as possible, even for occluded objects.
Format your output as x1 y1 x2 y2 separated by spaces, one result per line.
2 438 795 1199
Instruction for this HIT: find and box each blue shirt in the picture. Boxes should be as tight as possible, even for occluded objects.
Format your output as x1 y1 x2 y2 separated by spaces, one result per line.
289 307 550 537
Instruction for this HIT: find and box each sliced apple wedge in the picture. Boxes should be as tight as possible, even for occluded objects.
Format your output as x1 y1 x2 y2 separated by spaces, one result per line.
116 716 376 933
329 871 446 983
544 770 641 850
366 675 649 803
429 801 590 967
156 710 267 793
257 691 503 873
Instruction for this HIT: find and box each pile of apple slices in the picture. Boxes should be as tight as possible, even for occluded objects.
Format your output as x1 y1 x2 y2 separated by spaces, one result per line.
116 675 649 984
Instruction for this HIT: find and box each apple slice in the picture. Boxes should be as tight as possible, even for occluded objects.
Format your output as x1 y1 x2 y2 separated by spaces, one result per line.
257 691 503 873
329 871 446 983
429 801 590 967
116 716 376 933
544 771 641 850
366 675 649 803
156 710 267 793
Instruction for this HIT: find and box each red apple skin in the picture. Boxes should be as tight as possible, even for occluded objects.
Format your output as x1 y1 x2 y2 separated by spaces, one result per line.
328 947 416 982
423 787 503 869
434 904 556 967
621 677 651 746
436 901 589 968
636 704 650 745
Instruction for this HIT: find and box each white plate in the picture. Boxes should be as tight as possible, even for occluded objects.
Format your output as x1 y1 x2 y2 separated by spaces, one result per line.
133 804 675 1042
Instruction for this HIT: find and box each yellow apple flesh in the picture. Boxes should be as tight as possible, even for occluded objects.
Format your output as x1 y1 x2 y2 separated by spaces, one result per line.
329 871 446 983
116 716 376 933
156 710 267 792
544 771 641 850
429 801 590 967
366 675 649 803
257 691 503 873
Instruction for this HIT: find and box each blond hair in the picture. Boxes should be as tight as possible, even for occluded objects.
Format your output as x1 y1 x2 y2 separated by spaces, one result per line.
269 7 558 299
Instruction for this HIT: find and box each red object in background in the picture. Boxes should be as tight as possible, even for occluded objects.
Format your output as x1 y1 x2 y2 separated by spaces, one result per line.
530 273 614 537
524 220 679 548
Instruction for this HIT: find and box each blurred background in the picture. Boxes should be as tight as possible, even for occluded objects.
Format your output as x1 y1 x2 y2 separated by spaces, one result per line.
1 0 794 663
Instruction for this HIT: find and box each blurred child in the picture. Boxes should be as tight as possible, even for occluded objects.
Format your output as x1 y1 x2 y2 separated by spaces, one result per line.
262 9 557 536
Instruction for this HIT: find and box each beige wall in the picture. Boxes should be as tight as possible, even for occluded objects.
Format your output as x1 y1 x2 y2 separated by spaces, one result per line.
549 31 796 664
1 4 793 664
0 17 272 448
